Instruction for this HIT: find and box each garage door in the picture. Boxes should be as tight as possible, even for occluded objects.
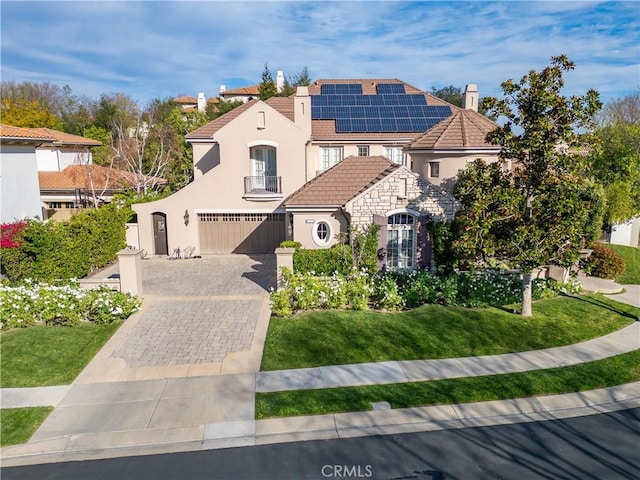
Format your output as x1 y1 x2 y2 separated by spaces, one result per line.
198 213 286 254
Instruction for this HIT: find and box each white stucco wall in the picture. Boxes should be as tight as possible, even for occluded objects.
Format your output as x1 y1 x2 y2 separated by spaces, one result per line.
36 147 92 171
291 210 348 249
0 144 42 223
411 151 501 192
610 217 640 247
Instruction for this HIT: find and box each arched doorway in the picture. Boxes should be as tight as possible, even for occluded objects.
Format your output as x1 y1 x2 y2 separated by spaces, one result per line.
152 212 168 255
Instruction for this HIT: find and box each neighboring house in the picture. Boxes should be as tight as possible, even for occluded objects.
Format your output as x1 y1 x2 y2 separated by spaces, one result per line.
174 93 219 113
33 128 101 172
38 164 156 221
218 71 286 104
0 124 53 223
133 78 497 263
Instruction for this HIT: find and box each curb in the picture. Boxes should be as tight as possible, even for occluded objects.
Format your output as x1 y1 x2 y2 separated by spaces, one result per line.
1 382 638 467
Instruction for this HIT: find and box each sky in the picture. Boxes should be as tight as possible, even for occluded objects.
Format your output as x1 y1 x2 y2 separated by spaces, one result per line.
1 1 638 106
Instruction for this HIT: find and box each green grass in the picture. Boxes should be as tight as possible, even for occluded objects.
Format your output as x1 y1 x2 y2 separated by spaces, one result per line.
261 295 638 371
1 322 122 388
1 407 54 446
256 350 640 419
609 244 640 284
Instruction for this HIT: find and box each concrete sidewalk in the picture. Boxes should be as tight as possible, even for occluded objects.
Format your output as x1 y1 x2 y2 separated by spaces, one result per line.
2 321 639 466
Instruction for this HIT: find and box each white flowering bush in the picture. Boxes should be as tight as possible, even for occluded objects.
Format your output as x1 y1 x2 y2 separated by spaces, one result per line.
0 280 141 330
269 267 581 317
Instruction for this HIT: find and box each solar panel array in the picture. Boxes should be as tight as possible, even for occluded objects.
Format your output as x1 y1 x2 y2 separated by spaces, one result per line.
311 83 452 133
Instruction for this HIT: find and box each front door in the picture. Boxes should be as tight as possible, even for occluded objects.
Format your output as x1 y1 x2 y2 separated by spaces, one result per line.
152 212 168 255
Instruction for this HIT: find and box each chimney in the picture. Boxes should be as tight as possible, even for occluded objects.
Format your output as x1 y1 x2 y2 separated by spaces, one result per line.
219 85 226 94
276 70 285 93
197 92 206 112
463 84 478 112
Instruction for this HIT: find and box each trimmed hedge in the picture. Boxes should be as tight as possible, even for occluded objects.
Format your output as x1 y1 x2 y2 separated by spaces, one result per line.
1 203 129 282
293 244 354 276
584 242 626 279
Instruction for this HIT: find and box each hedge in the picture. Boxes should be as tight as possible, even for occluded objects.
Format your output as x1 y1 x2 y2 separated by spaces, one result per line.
584 242 626 279
1 203 129 282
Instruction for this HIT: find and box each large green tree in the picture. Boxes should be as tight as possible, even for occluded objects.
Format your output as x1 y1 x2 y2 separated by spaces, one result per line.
258 63 277 100
453 55 603 317
590 93 640 224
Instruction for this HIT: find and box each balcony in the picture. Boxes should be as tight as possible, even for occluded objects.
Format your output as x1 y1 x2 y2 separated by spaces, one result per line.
243 176 283 201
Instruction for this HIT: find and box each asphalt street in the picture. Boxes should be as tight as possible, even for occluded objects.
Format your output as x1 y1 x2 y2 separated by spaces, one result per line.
3 408 639 480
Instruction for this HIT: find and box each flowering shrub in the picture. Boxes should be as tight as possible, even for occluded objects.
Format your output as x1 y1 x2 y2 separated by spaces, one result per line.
270 267 583 317
0 280 141 330
1 221 26 249
583 242 626 279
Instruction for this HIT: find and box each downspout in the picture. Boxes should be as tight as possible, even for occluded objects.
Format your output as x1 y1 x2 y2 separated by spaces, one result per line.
304 138 312 183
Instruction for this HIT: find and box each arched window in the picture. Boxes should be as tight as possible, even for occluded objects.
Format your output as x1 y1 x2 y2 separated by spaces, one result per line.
387 213 415 269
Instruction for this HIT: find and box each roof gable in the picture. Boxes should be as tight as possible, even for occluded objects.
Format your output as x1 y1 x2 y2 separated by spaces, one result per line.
408 109 498 149
285 156 400 207
185 100 258 140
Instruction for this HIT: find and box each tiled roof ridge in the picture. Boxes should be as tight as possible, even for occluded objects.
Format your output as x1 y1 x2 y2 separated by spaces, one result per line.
429 113 457 147
186 100 258 139
33 128 102 146
0 124 55 141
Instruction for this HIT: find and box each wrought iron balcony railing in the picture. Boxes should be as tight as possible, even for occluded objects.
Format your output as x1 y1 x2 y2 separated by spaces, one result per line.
244 176 282 194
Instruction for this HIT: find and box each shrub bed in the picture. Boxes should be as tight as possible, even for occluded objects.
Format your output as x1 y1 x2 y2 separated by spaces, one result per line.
0 280 141 330
270 268 582 317
584 242 626 279
0 202 129 282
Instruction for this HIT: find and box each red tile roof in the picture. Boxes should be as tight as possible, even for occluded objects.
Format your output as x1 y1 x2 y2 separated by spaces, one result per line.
174 96 198 104
265 96 295 122
0 124 54 142
185 100 257 140
38 164 163 191
408 109 498 149
285 156 400 206
221 85 260 96
33 128 101 147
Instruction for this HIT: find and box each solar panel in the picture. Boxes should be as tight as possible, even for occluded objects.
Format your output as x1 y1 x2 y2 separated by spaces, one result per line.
376 83 406 94
313 83 451 133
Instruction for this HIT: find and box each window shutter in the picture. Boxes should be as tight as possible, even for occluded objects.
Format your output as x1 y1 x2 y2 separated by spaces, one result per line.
373 214 387 271
416 214 432 270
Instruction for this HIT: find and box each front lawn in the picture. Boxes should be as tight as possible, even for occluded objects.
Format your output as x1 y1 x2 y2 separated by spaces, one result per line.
609 244 640 284
261 294 638 371
0 407 53 446
256 350 640 419
1 322 121 387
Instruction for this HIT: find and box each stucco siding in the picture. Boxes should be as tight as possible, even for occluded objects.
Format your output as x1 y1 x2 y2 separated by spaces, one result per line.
411 152 500 191
291 210 348 249
0 144 42 223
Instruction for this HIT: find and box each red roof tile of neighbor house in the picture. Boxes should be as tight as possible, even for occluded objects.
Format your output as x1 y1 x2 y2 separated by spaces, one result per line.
185 100 257 139
408 109 498 149
221 85 260 96
174 96 198 104
32 128 102 147
0 124 54 141
285 155 400 206
38 164 162 191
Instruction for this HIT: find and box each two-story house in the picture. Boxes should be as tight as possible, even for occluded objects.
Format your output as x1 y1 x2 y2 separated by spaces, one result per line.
132 78 500 265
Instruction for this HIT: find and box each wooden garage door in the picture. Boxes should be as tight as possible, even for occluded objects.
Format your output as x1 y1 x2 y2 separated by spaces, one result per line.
198 213 286 254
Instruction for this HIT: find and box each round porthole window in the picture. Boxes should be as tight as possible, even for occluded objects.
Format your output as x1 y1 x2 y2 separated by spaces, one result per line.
312 220 331 246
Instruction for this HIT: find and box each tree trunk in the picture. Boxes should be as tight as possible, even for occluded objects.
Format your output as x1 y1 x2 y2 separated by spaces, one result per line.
521 272 533 317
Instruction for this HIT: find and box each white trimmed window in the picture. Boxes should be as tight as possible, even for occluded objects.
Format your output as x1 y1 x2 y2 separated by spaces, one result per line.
357 145 369 157
429 162 440 178
387 213 415 270
320 146 343 171
312 220 332 246
384 146 404 165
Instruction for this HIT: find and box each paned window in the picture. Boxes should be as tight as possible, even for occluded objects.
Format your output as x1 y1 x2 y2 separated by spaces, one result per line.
357 145 369 157
312 220 332 246
429 162 440 178
320 146 343 171
384 146 404 165
387 213 415 270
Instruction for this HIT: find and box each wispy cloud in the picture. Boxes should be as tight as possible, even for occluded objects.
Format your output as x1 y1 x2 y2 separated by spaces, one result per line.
1 1 637 104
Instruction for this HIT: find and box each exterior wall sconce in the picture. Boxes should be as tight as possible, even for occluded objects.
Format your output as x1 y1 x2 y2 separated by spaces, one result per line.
183 209 190 226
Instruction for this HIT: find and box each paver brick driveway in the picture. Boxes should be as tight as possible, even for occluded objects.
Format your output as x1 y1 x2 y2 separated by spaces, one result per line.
111 255 275 368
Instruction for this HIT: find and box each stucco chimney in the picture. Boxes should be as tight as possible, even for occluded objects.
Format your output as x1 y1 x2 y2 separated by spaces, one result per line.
197 92 206 112
463 84 478 112
219 85 226 94
276 70 285 93
294 86 311 137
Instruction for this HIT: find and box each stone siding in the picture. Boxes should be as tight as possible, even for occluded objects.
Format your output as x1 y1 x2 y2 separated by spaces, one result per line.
347 168 458 228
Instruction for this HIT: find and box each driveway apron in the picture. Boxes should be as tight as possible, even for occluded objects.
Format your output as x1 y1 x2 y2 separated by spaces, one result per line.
25 255 274 446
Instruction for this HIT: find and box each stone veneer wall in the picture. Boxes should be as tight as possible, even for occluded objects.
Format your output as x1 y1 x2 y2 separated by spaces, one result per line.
347 169 458 228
